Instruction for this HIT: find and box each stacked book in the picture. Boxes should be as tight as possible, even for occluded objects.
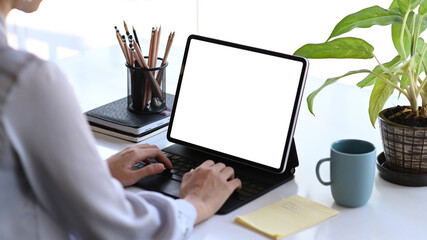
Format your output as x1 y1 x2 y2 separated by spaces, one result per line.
85 94 174 142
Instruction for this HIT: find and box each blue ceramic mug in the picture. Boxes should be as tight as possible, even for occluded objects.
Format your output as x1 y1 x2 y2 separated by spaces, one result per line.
316 139 376 207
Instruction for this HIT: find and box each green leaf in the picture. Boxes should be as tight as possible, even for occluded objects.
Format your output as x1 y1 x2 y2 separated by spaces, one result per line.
307 70 371 115
357 56 401 87
327 6 402 41
398 0 422 12
389 0 400 11
401 75 409 89
420 0 427 15
392 11 415 58
420 14 427 35
369 75 396 127
294 37 374 59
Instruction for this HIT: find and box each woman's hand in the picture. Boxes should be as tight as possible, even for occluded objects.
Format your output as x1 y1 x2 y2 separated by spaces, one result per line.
180 160 241 224
106 144 173 187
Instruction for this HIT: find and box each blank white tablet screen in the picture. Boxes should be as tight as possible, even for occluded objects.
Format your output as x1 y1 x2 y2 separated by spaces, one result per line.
170 38 304 169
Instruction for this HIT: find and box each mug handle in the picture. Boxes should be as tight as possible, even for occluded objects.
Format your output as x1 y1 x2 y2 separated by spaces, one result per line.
316 158 331 186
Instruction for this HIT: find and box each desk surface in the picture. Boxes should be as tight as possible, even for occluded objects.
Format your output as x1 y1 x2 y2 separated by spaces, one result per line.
58 45 427 240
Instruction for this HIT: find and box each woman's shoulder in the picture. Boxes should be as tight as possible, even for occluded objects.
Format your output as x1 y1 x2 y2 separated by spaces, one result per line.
0 46 57 79
2 46 65 81
0 46 67 102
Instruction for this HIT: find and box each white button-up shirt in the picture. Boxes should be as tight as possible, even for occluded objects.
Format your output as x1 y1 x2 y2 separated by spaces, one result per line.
0 12 196 240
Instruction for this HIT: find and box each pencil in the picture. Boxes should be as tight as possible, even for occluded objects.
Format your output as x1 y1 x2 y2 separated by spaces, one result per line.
128 35 135 66
121 35 131 64
129 44 134 67
132 44 151 106
162 32 174 66
156 32 175 84
148 27 155 68
145 28 155 102
132 25 140 45
115 26 128 63
123 20 130 35
153 26 161 68
133 42 146 68
133 41 164 100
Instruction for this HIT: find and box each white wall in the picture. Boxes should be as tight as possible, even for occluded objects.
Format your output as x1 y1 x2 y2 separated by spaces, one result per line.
5 0 398 82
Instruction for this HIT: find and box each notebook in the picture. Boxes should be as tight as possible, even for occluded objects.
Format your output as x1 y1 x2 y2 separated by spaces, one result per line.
135 34 309 214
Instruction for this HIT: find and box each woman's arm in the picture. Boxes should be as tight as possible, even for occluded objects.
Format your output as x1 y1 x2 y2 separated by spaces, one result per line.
3 59 196 239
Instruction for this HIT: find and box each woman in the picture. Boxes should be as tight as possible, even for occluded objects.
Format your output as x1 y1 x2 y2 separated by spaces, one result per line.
0 0 241 239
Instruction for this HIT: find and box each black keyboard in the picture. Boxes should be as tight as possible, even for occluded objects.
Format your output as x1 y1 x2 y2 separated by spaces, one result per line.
133 151 271 201
161 151 199 181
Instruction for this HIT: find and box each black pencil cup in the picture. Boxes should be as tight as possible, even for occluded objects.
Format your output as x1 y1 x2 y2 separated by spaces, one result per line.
126 58 167 114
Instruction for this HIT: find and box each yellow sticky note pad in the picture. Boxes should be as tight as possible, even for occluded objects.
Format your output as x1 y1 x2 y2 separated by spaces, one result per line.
235 195 339 239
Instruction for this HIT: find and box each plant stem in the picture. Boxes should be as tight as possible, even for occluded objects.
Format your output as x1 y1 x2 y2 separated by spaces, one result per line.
400 11 410 59
370 54 419 113
373 55 409 91
406 60 421 116
411 14 417 56
367 68 410 100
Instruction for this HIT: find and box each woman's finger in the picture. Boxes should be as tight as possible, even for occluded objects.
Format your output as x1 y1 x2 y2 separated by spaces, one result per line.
199 160 215 168
135 163 165 179
220 166 235 180
127 147 173 169
211 162 226 172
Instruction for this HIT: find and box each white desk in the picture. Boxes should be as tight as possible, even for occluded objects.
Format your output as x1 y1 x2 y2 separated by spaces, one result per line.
58 45 427 240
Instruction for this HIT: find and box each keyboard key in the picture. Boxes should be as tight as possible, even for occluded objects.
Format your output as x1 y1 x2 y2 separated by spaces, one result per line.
242 186 259 194
163 152 173 158
133 161 148 170
170 155 181 160
237 190 253 201
170 174 183 182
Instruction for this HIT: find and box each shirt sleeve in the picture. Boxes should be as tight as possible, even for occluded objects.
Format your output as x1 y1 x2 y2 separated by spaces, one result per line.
3 59 196 240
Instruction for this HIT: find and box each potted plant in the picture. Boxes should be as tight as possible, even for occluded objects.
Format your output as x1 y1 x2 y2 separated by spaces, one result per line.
294 0 427 174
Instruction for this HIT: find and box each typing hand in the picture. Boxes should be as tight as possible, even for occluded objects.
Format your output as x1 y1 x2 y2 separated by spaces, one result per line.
180 160 241 224
106 144 173 187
